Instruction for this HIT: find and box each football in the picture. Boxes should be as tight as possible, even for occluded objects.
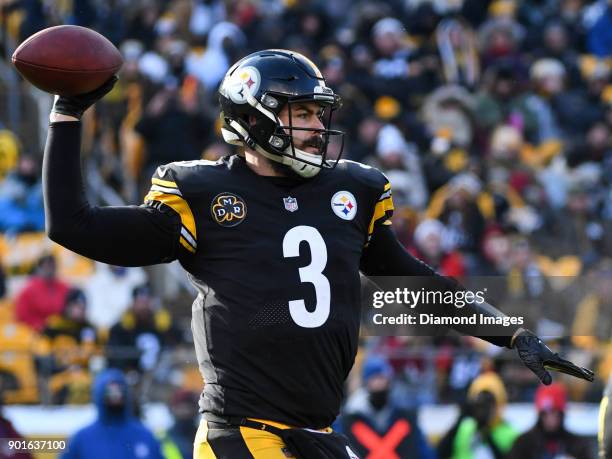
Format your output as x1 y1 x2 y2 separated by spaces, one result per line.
11 25 123 96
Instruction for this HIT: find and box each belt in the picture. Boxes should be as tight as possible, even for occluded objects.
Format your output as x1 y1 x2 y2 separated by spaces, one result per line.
204 413 287 436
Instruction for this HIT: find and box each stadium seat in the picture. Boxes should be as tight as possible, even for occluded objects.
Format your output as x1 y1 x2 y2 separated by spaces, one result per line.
49 367 92 404
0 233 94 282
0 300 15 323
0 321 39 403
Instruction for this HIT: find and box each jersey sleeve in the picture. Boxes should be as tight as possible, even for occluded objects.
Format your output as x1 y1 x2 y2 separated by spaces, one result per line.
366 173 394 245
143 165 198 254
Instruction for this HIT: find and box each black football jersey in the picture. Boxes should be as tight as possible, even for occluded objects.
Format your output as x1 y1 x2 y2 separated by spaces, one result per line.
143 155 393 428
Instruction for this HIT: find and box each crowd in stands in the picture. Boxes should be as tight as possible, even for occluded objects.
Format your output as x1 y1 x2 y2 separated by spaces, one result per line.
1 0 611 457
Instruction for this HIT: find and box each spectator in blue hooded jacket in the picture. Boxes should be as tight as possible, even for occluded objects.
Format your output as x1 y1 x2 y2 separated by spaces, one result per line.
61 368 163 459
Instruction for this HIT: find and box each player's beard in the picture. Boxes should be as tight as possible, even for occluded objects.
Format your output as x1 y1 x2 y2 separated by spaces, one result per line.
269 134 324 179
269 158 305 180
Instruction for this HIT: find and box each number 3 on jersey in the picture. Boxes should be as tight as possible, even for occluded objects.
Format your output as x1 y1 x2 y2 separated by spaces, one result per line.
282 226 330 328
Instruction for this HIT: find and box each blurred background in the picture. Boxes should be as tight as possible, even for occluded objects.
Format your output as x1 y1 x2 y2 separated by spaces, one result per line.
0 0 611 457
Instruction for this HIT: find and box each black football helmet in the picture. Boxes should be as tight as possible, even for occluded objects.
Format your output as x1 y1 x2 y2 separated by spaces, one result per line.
219 49 344 177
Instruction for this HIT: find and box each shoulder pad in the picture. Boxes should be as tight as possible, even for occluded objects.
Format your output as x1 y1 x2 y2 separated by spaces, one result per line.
153 159 225 193
335 159 390 191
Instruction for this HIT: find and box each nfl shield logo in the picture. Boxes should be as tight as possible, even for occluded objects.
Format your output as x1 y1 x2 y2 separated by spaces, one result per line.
283 196 298 212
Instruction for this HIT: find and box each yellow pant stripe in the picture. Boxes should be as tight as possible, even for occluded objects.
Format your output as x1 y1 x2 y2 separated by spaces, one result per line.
599 395 609 451
194 420 218 458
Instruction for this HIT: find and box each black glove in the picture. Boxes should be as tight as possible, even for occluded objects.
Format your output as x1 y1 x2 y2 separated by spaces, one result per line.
512 329 595 385
52 76 118 120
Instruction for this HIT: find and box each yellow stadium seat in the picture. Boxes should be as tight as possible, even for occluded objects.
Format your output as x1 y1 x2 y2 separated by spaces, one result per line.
0 321 39 403
49 368 92 404
0 232 94 281
0 300 15 323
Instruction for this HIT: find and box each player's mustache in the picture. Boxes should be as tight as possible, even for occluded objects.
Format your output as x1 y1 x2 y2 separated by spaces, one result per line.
302 136 324 149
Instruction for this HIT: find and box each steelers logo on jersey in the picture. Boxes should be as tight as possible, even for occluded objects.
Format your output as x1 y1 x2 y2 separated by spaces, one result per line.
331 191 357 220
211 193 247 227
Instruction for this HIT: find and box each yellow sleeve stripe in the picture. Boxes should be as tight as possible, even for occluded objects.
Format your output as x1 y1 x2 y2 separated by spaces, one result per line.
384 182 391 192
368 196 394 235
152 177 178 189
144 190 197 251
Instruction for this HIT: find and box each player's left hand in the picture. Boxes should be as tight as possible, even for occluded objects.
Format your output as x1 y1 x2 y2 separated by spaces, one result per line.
512 329 595 385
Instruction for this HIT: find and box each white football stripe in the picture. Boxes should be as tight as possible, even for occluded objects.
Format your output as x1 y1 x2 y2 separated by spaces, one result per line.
181 227 197 248
151 185 182 196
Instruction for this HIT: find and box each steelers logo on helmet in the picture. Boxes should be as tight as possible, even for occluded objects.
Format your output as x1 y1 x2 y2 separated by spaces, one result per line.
223 66 261 105
331 191 357 221
211 193 247 227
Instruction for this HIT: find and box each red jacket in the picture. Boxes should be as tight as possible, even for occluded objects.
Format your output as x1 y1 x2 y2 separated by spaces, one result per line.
15 276 69 331
409 248 466 278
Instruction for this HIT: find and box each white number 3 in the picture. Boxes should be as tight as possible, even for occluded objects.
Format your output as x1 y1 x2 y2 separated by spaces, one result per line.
282 226 330 328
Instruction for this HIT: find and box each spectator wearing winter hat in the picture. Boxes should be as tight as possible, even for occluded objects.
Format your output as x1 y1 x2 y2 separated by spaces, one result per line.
158 389 200 459
371 17 412 80
40 289 98 404
474 60 548 144
508 383 592 459
526 58 564 142
15 255 70 332
532 20 582 88
106 285 181 375
410 219 466 278
340 355 435 459
61 368 164 459
368 17 431 99
373 124 428 210
442 372 518 458
426 172 489 259
42 289 97 347
478 3 526 70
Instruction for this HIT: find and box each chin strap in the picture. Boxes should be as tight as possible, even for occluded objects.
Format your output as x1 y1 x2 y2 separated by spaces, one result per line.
222 120 322 178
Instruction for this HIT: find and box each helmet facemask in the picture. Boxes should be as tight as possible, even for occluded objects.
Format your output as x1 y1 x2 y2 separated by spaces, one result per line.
261 92 344 178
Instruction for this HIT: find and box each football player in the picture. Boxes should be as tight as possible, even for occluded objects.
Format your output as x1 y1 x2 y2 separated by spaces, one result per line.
44 49 593 459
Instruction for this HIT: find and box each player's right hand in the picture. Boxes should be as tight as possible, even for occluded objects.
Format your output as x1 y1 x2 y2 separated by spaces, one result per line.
512 329 595 385
51 75 118 120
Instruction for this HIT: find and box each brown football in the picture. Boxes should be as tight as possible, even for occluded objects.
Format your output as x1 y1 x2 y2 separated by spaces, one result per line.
12 25 123 96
